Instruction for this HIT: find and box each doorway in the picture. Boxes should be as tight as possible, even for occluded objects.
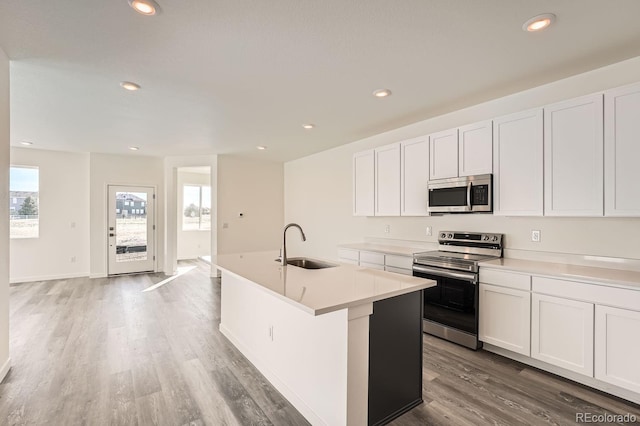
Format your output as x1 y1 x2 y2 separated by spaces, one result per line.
107 185 156 275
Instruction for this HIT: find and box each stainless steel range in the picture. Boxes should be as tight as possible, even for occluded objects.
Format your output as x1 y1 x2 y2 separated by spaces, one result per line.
413 231 503 350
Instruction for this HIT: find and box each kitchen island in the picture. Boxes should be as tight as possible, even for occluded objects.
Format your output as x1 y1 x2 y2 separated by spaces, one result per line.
213 251 435 426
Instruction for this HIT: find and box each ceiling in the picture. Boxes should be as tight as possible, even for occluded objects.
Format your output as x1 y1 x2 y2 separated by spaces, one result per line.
2 1 640 162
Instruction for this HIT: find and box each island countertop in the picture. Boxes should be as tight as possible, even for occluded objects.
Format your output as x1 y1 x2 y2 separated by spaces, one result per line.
213 251 435 316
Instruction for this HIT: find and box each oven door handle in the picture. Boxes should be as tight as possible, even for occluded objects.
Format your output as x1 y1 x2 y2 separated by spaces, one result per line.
413 265 478 283
466 182 472 211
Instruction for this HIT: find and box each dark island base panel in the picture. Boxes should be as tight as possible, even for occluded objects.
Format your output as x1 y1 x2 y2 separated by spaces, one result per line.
368 291 424 426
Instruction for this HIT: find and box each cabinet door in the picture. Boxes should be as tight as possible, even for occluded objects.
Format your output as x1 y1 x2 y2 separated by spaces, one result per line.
493 109 544 216
374 143 401 216
458 120 492 176
544 94 604 216
353 150 375 216
400 137 429 216
604 83 640 217
429 129 458 180
479 283 531 356
595 305 640 394
531 293 594 376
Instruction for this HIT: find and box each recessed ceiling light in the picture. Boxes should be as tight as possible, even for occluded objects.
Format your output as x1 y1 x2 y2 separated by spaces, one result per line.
128 0 160 16
373 89 392 98
120 81 141 91
256 146 267 150
302 124 315 129
20 141 33 146
129 146 140 151
523 13 556 32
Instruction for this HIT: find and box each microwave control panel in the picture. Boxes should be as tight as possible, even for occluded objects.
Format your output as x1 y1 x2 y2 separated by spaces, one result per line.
472 185 489 205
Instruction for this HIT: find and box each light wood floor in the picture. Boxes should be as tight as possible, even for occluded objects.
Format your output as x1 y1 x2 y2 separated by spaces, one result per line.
2 261 639 425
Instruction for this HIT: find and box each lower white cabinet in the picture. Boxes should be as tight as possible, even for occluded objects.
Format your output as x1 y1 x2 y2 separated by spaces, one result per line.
337 248 359 265
337 247 413 275
595 305 640 394
479 283 531 355
531 293 594 376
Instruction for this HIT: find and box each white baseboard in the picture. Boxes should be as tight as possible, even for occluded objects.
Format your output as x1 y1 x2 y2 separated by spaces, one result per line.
10 272 89 284
219 323 324 425
89 273 107 279
0 357 11 383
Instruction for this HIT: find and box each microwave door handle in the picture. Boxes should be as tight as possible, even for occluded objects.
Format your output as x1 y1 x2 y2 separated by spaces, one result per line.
466 182 472 211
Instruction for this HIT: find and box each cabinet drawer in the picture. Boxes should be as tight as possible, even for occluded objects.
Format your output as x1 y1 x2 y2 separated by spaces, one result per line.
339 258 359 266
385 266 412 276
480 268 531 291
385 254 413 269
337 248 359 262
360 251 385 265
360 261 385 271
532 276 640 311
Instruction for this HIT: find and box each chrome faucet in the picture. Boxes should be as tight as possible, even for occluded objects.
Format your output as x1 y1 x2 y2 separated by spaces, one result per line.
280 223 306 266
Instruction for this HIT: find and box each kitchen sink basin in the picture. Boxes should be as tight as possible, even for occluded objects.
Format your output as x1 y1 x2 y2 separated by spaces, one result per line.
285 257 337 269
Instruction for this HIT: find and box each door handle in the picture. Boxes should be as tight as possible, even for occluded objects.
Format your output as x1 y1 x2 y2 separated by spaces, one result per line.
466 182 472 211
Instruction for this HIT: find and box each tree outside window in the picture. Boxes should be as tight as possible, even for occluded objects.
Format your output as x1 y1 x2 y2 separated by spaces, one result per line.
9 166 39 239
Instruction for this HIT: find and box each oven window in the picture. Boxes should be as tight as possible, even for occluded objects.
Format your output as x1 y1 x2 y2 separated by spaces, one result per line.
429 186 467 207
419 274 477 334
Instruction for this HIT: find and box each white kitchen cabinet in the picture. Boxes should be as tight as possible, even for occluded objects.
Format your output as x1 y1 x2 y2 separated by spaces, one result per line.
400 137 429 216
479 283 531 356
604 82 640 217
374 143 401 216
595 305 640 394
544 94 604 216
429 129 458 180
353 150 375 216
531 293 594 376
458 120 492 176
493 109 544 216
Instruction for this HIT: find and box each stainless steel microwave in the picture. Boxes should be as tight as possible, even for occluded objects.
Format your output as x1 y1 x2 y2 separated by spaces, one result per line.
427 174 492 213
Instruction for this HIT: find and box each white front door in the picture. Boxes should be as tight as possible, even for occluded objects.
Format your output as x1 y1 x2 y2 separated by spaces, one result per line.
108 185 155 275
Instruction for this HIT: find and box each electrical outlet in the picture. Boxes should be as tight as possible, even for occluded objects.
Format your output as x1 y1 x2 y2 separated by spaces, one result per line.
425 226 432 236
531 230 541 242
222 222 229 229
384 224 390 234
70 256 76 263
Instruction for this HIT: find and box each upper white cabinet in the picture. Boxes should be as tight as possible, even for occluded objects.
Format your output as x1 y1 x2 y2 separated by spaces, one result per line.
400 137 429 216
493 108 544 216
595 305 640 394
458 121 493 176
353 150 375 216
544 94 604 216
429 128 458 180
604 82 640 217
374 143 401 216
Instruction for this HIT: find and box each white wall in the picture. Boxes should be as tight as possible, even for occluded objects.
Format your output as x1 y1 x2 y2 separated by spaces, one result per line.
89 153 165 277
285 55 640 262
177 170 211 260
217 155 283 254
0 46 11 380
9 148 90 282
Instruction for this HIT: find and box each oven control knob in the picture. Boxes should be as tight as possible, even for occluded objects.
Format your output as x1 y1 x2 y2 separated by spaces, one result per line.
440 233 446 239
447 233 453 239
483 235 489 241
492 235 499 242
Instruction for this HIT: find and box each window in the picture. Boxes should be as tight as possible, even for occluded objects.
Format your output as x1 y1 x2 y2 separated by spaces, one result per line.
10 166 39 239
183 185 211 230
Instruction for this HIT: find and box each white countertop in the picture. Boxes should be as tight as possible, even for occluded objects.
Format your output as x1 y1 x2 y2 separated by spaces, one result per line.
338 243 427 257
213 251 435 316
480 258 640 291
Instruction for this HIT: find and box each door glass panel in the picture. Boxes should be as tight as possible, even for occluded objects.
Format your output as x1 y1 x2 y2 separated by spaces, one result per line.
115 192 148 263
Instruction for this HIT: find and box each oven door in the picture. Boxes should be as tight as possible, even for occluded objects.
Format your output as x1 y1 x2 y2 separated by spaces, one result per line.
413 264 480 348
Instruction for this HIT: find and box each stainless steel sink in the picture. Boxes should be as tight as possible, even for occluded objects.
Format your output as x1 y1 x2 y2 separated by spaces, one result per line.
284 257 337 269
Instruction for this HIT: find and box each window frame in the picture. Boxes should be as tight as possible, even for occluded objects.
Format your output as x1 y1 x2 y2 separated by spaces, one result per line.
9 165 40 239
